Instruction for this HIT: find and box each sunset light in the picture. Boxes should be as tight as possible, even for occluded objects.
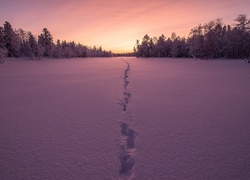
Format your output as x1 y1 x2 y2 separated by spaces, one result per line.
1 0 250 53
1 1 250 179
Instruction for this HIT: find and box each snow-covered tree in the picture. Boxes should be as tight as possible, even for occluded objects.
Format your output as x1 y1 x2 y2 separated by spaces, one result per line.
188 25 204 58
0 26 7 62
52 40 62 58
0 26 4 49
171 32 180 57
0 48 7 63
26 32 42 59
202 19 224 58
234 14 250 31
155 34 167 57
15 28 29 57
38 28 53 57
135 33 187 58
3 21 20 57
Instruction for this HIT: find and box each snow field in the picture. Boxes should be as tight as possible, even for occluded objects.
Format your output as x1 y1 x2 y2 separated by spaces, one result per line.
0 58 124 179
1 57 250 179
128 58 250 179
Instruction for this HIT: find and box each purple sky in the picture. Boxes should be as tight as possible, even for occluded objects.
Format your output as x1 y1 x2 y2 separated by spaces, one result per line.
0 0 250 52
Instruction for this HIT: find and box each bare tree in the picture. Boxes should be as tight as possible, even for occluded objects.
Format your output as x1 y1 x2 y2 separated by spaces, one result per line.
234 14 250 31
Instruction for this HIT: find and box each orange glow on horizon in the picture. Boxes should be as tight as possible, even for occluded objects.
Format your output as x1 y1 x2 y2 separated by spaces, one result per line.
1 0 250 53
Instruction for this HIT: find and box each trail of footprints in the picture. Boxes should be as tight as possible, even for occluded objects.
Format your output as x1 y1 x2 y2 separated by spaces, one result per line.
119 60 137 178
120 122 137 175
122 61 130 112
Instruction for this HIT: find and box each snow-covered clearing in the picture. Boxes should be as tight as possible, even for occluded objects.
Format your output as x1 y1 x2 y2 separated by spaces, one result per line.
1 58 250 179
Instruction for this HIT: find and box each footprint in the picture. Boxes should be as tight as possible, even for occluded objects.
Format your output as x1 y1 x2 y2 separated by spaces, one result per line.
127 128 136 149
119 61 137 178
120 122 137 149
120 153 135 174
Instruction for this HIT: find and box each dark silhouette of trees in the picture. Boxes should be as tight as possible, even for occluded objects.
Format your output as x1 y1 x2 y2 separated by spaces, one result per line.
0 21 113 60
135 14 250 59
135 33 188 58
27 32 42 59
1 14 250 60
235 14 250 31
135 34 151 57
38 28 53 57
3 21 20 57
155 35 166 57
0 27 7 62
0 27 4 49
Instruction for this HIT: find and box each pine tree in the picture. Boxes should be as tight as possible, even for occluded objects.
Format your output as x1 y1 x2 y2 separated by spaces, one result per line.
140 34 150 57
15 28 28 57
233 14 250 58
0 26 4 49
27 32 40 59
52 40 62 58
38 28 53 57
0 27 7 62
3 21 20 57
188 25 204 58
156 34 166 57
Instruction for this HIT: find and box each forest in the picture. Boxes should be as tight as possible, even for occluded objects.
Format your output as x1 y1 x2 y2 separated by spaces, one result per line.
134 14 250 59
0 22 112 60
1 14 250 60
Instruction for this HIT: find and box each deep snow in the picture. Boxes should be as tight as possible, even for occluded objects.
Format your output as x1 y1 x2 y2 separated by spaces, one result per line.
0 58 250 179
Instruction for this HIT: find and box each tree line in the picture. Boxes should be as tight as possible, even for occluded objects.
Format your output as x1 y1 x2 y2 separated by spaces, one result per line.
0 22 112 60
134 14 250 59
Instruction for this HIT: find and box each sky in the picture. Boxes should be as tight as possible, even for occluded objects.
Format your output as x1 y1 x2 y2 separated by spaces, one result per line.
0 0 250 53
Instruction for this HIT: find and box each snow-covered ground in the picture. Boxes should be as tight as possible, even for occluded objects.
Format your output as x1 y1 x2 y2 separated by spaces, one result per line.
1 58 250 179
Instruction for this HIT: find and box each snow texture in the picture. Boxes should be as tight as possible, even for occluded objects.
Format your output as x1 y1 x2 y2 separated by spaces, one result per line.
1 57 250 179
